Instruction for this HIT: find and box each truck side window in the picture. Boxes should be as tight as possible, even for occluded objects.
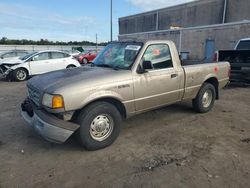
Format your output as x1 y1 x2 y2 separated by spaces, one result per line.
143 44 173 69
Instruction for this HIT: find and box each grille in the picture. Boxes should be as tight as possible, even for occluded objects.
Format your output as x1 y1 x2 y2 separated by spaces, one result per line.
28 86 41 106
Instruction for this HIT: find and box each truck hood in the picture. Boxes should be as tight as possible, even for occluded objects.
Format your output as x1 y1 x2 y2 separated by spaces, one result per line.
27 66 131 93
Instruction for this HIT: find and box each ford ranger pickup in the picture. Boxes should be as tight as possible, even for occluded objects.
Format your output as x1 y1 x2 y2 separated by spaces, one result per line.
21 40 230 150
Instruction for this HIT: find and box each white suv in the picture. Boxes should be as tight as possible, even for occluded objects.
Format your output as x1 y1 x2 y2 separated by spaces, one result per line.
0 50 80 81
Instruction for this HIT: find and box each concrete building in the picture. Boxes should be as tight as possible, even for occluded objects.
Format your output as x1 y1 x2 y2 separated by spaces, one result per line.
119 0 250 60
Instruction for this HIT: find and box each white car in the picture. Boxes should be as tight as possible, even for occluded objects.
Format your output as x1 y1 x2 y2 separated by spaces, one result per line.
0 50 81 81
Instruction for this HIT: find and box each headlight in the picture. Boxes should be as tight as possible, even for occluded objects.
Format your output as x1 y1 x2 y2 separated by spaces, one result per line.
42 93 64 109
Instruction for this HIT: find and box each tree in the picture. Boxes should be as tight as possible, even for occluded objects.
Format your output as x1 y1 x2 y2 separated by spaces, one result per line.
0 37 107 46
0 37 7 44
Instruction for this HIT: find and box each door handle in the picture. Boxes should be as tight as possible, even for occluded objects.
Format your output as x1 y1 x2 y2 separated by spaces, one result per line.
171 73 178 78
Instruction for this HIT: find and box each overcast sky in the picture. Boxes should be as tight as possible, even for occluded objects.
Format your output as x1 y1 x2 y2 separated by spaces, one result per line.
0 0 194 42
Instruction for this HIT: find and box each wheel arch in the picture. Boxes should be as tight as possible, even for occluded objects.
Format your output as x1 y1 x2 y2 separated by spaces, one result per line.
12 66 30 80
66 64 76 68
203 77 219 99
72 97 127 121
14 66 30 74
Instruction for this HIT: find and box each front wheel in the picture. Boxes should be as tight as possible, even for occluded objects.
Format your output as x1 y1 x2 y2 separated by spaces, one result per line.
76 101 122 150
13 68 28 81
192 83 216 113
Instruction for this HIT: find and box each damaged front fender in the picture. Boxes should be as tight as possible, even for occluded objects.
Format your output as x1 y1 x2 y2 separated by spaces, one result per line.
0 64 14 79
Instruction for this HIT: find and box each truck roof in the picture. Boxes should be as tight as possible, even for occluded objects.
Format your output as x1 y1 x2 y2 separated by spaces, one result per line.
234 38 250 50
239 38 250 41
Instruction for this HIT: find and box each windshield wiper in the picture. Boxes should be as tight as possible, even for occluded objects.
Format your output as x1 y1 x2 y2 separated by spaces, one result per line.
112 65 128 70
93 63 119 70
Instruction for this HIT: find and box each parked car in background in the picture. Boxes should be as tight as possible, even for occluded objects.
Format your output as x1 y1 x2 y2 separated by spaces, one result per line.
0 50 80 81
215 38 250 83
72 47 84 54
74 50 97 64
66 47 84 56
69 49 82 56
0 50 29 60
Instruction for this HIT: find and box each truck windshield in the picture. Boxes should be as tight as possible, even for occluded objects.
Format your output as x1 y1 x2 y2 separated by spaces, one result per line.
236 40 250 50
93 42 143 70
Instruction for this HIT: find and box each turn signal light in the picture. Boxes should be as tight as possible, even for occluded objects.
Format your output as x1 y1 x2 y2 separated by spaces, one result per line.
52 95 64 109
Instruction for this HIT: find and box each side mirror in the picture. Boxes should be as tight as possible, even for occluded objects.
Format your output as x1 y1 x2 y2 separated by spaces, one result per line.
137 60 153 74
142 60 153 70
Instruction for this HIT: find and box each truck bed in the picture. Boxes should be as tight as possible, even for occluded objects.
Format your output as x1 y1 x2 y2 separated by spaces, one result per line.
180 62 230 100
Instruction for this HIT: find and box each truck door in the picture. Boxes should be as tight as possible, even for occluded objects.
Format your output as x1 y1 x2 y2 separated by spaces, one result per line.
133 44 182 112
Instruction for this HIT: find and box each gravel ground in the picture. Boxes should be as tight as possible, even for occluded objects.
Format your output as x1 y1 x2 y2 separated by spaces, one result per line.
0 79 249 188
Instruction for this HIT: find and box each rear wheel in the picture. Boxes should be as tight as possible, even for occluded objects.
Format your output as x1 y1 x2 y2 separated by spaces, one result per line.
83 58 88 64
76 101 122 150
192 83 216 113
13 68 28 81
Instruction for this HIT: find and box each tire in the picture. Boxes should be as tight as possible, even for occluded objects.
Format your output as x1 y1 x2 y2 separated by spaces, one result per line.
13 68 28 81
76 101 122 150
82 58 88 64
66 65 76 69
192 83 216 113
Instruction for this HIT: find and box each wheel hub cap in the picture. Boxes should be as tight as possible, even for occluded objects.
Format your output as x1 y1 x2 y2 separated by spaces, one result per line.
202 90 212 108
90 114 113 142
17 70 26 80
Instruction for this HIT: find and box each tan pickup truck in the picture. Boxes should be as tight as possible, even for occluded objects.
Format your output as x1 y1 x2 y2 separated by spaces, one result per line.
21 40 230 150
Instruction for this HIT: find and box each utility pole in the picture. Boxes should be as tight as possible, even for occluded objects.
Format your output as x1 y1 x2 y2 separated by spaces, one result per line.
222 0 228 24
96 33 98 53
110 0 113 42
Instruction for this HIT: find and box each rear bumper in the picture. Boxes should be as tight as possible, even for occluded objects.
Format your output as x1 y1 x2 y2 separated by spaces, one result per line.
20 99 80 143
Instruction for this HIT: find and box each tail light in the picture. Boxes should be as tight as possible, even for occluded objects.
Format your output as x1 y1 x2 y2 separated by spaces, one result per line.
228 67 231 78
213 52 218 62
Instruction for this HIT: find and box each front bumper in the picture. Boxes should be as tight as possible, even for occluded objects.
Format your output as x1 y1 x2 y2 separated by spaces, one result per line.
20 99 80 143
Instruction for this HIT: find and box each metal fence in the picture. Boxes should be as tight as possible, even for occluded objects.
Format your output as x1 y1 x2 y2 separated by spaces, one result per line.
0 45 104 53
